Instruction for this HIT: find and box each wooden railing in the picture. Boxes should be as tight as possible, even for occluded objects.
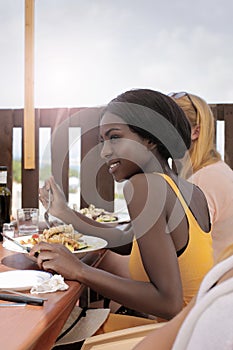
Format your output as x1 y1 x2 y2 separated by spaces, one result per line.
0 107 114 211
0 104 232 211
210 103 233 169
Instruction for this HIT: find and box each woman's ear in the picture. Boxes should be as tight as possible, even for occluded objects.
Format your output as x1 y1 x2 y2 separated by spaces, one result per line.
191 125 200 141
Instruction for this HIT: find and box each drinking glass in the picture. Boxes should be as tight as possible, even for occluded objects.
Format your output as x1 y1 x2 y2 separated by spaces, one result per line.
17 208 39 236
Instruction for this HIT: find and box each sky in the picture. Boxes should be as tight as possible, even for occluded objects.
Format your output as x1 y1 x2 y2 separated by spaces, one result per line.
0 0 233 108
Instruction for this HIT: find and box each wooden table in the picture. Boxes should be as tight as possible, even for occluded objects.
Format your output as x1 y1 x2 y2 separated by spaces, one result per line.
0 243 106 350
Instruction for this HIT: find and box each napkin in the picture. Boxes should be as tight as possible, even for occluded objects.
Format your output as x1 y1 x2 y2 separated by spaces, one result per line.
30 274 69 294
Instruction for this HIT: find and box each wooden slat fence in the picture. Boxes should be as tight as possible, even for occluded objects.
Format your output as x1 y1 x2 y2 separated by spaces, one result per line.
0 107 114 211
210 104 233 169
0 104 232 212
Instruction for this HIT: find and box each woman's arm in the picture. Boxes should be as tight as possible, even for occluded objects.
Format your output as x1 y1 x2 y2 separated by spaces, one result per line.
123 173 184 319
29 241 182 316
33 173 184 319
39 176 133 250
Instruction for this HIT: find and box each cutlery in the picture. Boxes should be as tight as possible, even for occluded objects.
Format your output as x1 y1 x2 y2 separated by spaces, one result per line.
0 303 27 307
0 293 45 306
0 289 48 301
44 188 51 228
2 233 31 253
2 233 39 257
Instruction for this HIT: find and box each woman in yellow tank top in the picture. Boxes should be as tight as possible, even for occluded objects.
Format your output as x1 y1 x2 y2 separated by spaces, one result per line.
129 173 213 307
33 89 213 327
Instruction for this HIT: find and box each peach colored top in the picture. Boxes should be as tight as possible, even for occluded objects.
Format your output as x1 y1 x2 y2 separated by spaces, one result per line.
129 174 213 306
189 161 233 262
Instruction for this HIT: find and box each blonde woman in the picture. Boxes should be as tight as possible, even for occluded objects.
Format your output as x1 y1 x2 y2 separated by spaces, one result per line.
169 92 233 262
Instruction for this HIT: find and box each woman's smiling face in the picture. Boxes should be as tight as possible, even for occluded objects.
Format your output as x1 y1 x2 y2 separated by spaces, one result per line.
100 112 154 182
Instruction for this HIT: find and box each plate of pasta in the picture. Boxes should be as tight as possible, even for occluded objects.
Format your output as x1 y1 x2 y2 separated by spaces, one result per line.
3 224 108 254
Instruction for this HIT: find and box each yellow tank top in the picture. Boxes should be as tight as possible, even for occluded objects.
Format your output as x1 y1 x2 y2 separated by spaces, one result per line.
129 173 213 306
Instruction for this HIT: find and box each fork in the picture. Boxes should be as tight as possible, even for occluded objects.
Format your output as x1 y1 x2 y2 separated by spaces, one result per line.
44 188 51 228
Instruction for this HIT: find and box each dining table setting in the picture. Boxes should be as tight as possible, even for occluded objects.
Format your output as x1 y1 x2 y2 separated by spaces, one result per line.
0 208 108 350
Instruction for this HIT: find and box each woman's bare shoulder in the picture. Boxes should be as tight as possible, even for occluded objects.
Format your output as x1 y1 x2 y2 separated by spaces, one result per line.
123 173 169 222
124 172 167 190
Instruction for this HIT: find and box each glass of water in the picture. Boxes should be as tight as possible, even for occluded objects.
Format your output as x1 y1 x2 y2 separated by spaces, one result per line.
17 208 39 236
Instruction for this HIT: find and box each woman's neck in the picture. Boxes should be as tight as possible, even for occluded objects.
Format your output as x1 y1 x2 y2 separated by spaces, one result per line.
145 151 174 176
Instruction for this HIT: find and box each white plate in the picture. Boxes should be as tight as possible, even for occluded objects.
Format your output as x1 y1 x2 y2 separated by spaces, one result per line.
3 235 108 255
76 235 108 253
95 213 130 226
98 218 131 227
0 270 52 291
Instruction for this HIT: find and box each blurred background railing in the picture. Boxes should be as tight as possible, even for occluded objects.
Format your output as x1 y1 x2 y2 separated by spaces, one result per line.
0 103 232 219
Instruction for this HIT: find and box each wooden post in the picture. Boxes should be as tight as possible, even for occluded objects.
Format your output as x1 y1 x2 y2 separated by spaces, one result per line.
24 0 35 169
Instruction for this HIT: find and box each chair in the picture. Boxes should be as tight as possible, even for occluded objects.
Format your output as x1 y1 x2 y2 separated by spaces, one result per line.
81 323 166 350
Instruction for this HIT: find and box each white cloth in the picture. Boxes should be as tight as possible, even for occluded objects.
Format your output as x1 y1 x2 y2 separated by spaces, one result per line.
172 254 233 349
30 274 69 294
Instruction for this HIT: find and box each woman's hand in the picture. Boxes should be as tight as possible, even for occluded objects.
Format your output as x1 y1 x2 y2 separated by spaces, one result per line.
30 242 83 281
39 176 69 218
